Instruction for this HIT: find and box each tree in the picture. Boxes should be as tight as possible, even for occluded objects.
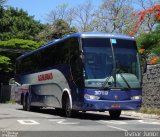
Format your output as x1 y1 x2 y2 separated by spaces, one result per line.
132 0 159 34
0 0 7 7
0 55 12 85
129 4 160 36
47 1 97 32
0 39 44 50
0 55 12 72
137 22 160 65
94 0 134 33
137 27 160 55
0 7 45 41
74 0 95 32
36 19 77 41
0 6 46 84
0 39 45 83
46 3 76 27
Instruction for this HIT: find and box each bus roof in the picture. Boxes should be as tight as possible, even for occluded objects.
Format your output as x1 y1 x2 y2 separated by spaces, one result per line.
70 32 135 40
16 32 135 61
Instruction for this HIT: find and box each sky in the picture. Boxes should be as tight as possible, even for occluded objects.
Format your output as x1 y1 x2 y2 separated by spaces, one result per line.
6 0 101 24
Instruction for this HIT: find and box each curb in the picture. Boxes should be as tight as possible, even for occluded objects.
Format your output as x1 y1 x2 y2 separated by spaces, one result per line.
122 111 160 119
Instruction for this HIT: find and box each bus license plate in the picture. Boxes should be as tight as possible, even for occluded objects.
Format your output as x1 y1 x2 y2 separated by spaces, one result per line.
111 104 120 108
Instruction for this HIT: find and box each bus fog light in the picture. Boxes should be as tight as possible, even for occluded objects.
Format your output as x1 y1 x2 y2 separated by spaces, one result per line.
84 94 100 100
131 96 142 100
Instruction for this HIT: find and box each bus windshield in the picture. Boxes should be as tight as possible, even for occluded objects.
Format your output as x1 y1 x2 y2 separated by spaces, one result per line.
82 38 141 89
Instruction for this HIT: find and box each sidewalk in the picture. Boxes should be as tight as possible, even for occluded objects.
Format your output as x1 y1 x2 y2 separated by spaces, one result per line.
88 110 160 120
122 111 160 119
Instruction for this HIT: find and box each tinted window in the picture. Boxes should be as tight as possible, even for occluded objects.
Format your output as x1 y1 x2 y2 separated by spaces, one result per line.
16 38 79 75
69 38 84 87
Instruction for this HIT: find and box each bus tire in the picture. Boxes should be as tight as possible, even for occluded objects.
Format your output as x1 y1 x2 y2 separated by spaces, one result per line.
109 110 121 119
25 95 31 111
21 94 24 105
22 95 26 110
64 97 76 118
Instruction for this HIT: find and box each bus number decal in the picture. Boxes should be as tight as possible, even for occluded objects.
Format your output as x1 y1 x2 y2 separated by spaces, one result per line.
38 72 53 81
95 90 108 95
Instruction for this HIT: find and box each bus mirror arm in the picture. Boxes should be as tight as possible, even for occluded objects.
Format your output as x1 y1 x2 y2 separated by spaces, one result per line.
14 82 21 86
140 55 147 73
142 61 147 73
9 78 21 86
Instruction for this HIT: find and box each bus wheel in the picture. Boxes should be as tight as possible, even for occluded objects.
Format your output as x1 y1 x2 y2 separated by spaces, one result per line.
109 110 121 119
65 97 75 117
22 96 26 110
25 95 31 111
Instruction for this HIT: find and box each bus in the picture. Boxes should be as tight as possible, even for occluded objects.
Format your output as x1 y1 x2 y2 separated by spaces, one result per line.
14 32 142 118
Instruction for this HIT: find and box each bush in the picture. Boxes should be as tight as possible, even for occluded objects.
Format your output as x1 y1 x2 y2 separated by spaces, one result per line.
0 55 12 72
0 38 45 50
137 26 160 64
138 107 160 115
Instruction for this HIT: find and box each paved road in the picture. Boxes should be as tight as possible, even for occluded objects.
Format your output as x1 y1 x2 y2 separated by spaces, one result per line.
0 104 160 137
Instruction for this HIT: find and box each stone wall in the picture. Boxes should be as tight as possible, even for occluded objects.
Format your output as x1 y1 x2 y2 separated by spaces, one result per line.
142 64 160 108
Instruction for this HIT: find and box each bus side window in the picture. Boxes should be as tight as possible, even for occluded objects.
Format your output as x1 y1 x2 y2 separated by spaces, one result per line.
69 38 84 88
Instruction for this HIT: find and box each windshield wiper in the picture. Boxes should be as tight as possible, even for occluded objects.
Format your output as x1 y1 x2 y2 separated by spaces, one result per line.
100 73 131 90
100 75 112 90
118 71 131 89
116 60 131 90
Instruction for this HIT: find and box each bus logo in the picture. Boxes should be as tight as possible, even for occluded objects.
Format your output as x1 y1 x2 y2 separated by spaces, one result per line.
114 95 118 100
38 72 53 81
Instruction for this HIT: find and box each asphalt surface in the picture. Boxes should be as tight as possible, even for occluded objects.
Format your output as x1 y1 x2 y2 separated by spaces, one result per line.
0 104 160 137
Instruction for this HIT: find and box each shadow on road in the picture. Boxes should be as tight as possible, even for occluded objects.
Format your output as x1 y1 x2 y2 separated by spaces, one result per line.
17 107 140 121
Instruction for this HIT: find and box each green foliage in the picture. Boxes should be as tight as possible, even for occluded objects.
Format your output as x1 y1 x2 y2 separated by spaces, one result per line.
52 19 77 38
0 39 45 75
0 7 45 41
137 32 160 51
36 19 78 41
137 25 160 62
0 38 45 50
0 55 12 72
135 22 160 65
0 6 46 84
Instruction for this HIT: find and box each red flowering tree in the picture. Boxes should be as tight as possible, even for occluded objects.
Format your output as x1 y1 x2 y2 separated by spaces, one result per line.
129 4 160 36
129 4 160 65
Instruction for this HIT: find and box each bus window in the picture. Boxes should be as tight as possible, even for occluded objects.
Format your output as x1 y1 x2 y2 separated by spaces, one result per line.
69 39 84 88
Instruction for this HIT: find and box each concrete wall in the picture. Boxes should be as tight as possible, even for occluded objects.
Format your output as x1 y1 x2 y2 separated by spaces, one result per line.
0 85 11 103
142 64 160 108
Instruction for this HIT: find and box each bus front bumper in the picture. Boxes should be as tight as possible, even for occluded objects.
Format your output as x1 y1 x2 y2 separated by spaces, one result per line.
81 99 142 111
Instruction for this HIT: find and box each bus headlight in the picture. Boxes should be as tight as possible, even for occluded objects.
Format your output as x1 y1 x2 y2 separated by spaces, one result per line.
84 94 100 100
131 96 142 100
